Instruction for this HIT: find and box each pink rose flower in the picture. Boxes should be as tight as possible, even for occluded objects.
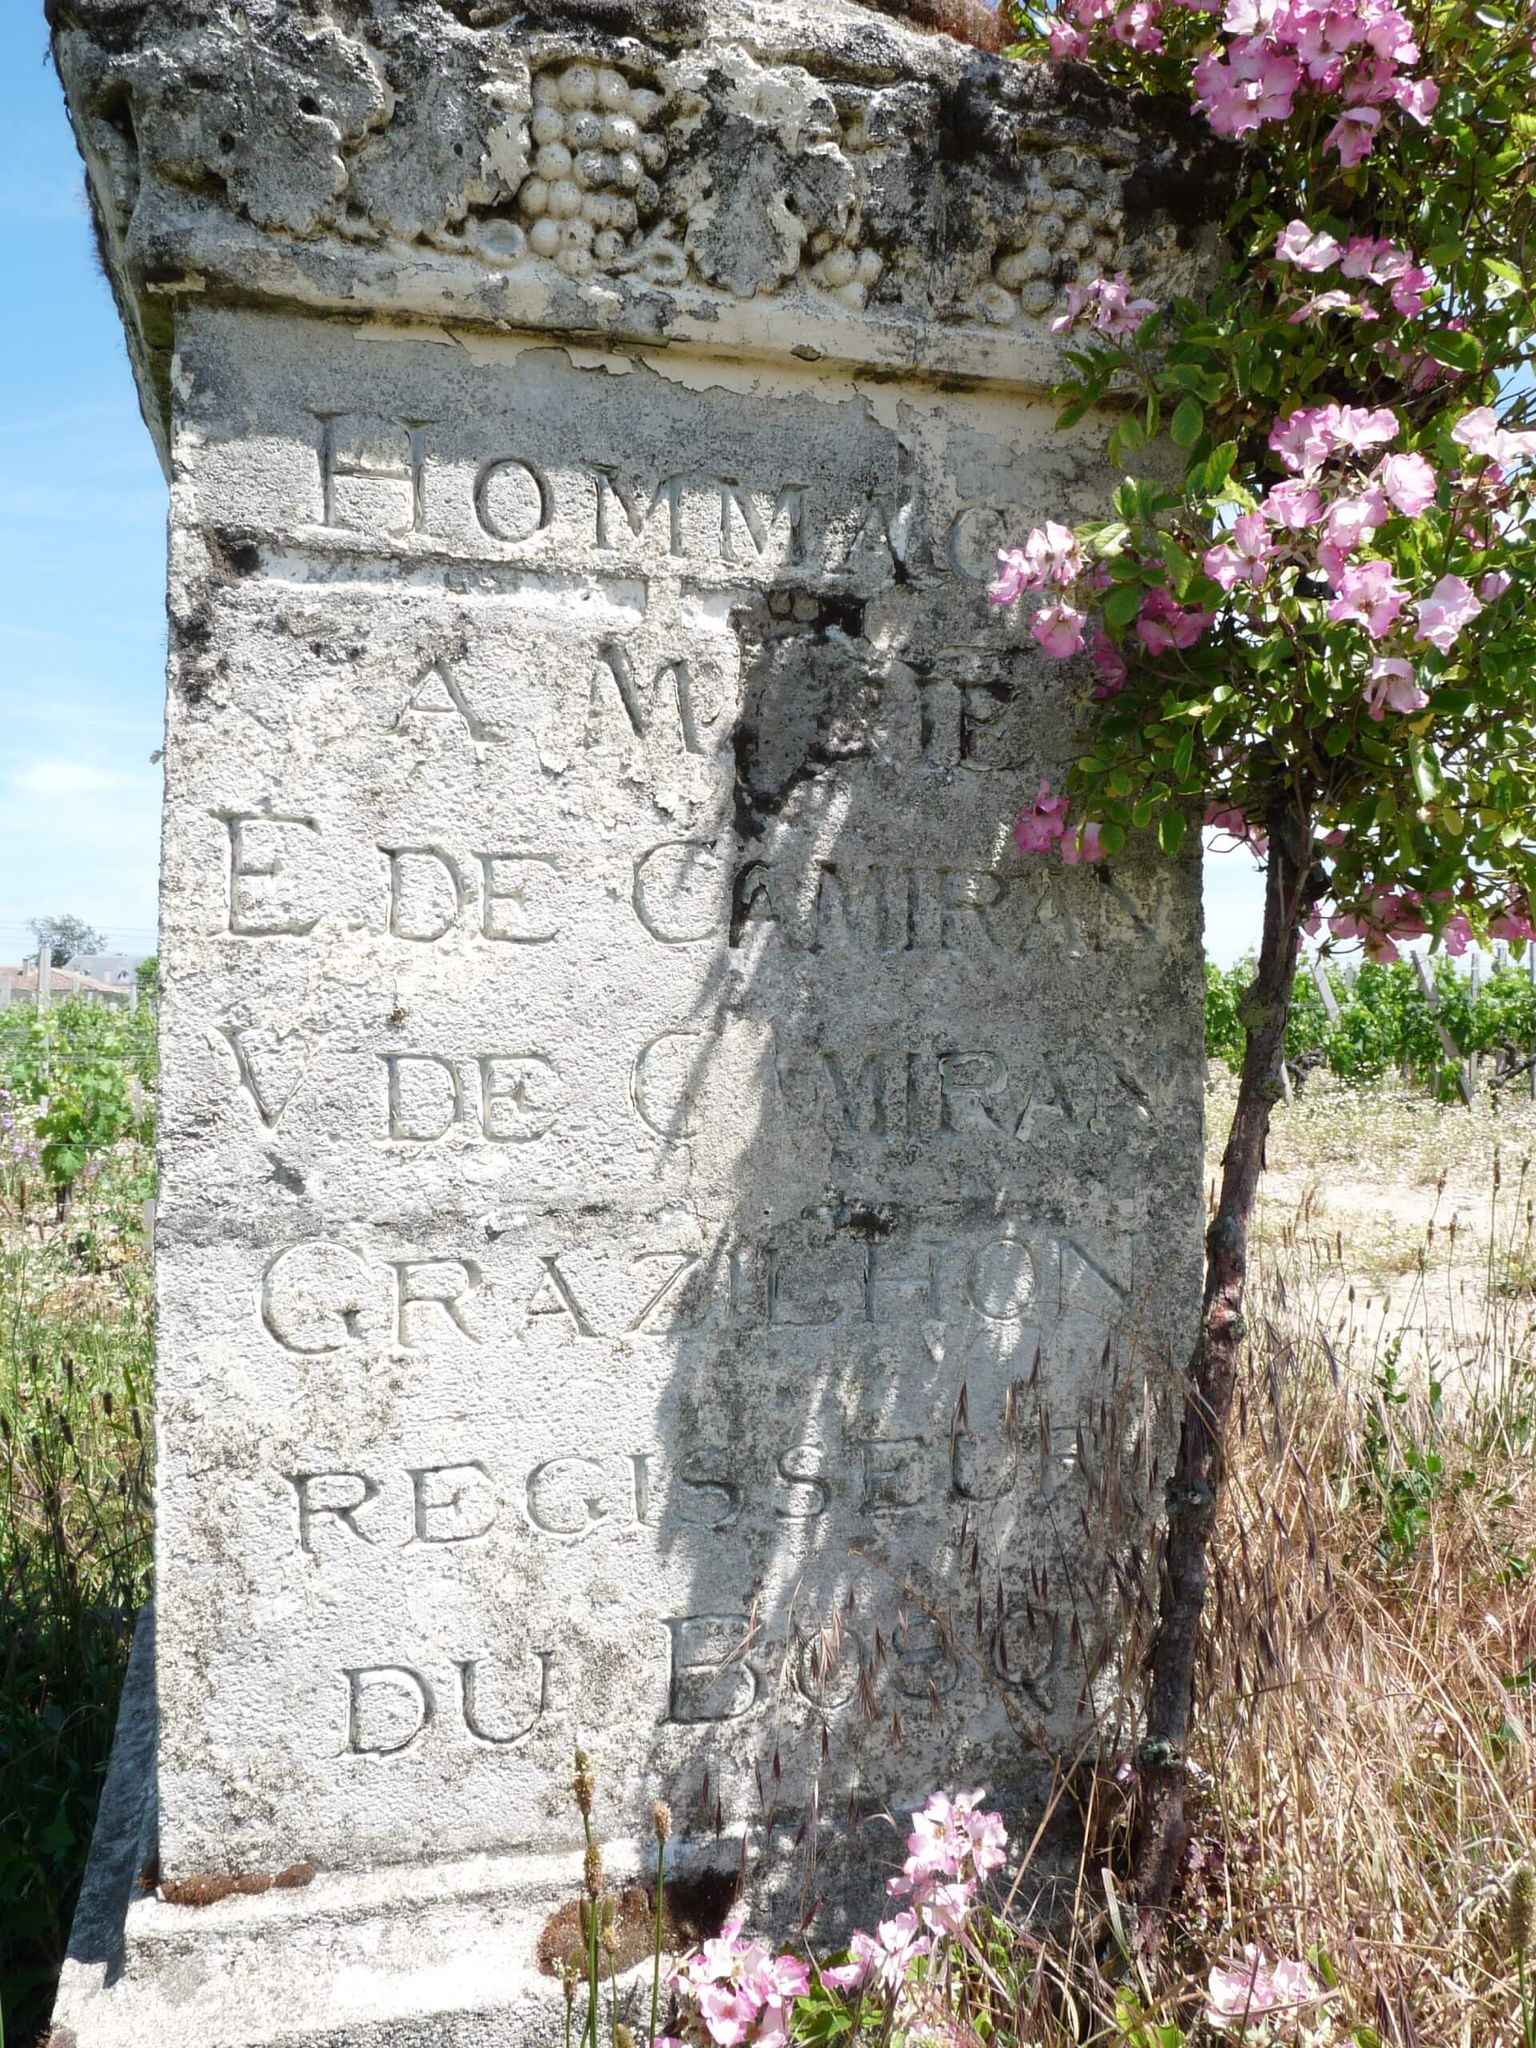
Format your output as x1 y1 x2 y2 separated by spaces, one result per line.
1269 403 1343 475
1274 220 1341 271
1023 520 1086 587
1332 403 1400 454
1320 486 1389 573
1137 588 1212 652
1389 264 1432 316
988 551 1030 606
1451 407 1536 464
1048 21 1091 54
1050 273 1157 338
1261 479 1323 528
1414 572 1482 652
1327 105 1381 165
1014 778 1070 855
1205 801 1249 839
1090 627 1128 697
1325 558 1406 637
1373 451 1437 516
1395 76 1440 122
1059 822 1107 865
1031 600 1088 659
1479 569 1512 601
1363 655 1427 720
1204 511 1275 589
1288 289 1366 323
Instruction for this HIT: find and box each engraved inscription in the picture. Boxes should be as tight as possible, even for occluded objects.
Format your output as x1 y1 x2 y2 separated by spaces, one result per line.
344 1651 552 1754
382 849 563 944
217 1022 322 1130
223 812 322 937
302 417 1032 587
258 1228 1129 1351
381 1054 566 1143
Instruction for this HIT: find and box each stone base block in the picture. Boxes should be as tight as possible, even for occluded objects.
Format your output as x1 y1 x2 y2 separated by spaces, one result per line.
54 1615 699 2048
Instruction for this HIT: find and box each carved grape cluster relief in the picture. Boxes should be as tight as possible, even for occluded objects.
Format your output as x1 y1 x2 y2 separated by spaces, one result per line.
977 149 1129 328
56 0 1192 342
515 62 671 281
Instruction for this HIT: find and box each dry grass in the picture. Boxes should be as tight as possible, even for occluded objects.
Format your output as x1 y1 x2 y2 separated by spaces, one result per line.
1151 1083 1536 2044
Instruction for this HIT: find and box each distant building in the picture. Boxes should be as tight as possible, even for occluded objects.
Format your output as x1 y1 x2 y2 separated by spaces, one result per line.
0 964 135 1008
65 953 150 990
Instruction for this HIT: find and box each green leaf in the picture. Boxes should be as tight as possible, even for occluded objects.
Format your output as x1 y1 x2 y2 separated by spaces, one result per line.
1409 736 1444 804
1104 584 1143 629
1424 327 1482 373
1158 810 1187 856
1171 394 1205 447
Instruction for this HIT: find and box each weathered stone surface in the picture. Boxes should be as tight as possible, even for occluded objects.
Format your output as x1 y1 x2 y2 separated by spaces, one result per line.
50 0 1229 455
48 1 1216 2040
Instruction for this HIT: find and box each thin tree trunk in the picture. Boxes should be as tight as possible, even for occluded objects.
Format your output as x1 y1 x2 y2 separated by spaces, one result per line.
1132 799 1312 1919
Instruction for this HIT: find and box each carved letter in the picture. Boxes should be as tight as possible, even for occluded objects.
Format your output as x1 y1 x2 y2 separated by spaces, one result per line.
383 1053 464 1141
479 855 562 944
793 1627 867 1711
389 1260 484 1347
812 864 891 954
675 1451 742 1530
457 1651 553 1745
525 1254 597 1337
862 1241 948 1324
383 846 472 942
216 1022 320 1130
290 1470 380 1552
990 1600 1062 1706
345 1665 434 1755
938 1050 1008 1133
664 1615 760 1724
224 812 321 937
525 1456 610 1537
474 456 554 544
631 1030 702 1142
714 480 807 565
262 1242 381 1354
774 1444 830 1521
409 1462 498 1543
478 1055 564 1142
822 1050 888 1135
859 1435 931 1514
588 466 686 555
588 642 706 754
627 1249 701 1333
946 503 1016 581
892 1615 961 1700
315 412 430 535
394 656 489 742
966 1236 1038 1322
633 842 724 944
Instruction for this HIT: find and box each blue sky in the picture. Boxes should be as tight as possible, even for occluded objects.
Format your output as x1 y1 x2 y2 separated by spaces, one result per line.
0 12 1263 968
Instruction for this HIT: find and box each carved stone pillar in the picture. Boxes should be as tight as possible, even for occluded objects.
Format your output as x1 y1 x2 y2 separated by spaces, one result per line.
48 2 1221 2040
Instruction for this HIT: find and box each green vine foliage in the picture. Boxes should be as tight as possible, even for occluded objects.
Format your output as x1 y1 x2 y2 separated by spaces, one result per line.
1206 953 1536 1086
0 998 157 1194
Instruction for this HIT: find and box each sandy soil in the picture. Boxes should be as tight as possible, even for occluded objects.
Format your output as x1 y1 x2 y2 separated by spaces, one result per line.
1206 1068 1536 1391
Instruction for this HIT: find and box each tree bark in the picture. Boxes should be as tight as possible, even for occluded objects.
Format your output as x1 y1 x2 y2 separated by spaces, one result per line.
1132 798 1312 1920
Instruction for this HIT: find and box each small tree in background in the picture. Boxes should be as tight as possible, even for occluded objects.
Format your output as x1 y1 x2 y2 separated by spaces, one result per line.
27 914 107 968
995 0 1536 1919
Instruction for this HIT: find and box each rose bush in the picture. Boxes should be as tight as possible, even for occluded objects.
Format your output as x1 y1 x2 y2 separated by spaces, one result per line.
995 0 1536 1912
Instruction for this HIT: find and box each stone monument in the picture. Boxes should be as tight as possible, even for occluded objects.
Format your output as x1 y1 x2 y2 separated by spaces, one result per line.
48 1 1220 2040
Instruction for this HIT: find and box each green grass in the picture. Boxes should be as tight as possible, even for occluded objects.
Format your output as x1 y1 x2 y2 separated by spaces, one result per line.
0 1144 153 2048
